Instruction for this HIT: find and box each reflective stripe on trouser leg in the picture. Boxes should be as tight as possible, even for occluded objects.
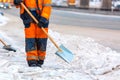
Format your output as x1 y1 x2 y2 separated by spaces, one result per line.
38 51 46 60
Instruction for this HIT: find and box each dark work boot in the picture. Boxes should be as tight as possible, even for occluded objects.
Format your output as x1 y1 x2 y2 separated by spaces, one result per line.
27 60 38 67
37 60 44 67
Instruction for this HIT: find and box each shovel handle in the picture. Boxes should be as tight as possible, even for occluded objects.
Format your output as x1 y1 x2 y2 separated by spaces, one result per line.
0 39 7 46
21 3 39 24
21 3 62 52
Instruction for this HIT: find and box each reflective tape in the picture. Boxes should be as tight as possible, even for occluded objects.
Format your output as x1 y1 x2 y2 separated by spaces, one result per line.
38 56 45 60
43 4 51 6
28 8 40 11
27 56 38 60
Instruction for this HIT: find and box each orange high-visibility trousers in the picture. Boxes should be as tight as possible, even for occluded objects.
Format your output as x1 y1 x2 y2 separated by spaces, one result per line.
25 23 48 61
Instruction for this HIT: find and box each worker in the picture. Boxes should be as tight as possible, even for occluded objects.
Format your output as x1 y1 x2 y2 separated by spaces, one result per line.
14 0 52 67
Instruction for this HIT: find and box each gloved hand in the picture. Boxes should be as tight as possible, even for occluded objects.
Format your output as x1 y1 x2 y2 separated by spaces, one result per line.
14 0 22 5
38 17 49 28
20 11 33 28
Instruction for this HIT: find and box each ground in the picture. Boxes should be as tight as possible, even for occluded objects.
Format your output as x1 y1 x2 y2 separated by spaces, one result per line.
0 9 120 80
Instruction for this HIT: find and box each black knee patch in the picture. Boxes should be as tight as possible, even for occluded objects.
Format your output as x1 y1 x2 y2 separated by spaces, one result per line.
25 38 36 52
36 38 48 51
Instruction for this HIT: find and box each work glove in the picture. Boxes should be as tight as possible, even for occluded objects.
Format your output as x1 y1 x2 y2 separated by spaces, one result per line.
38 17 49 28
20 11 33 28
14 0 22 5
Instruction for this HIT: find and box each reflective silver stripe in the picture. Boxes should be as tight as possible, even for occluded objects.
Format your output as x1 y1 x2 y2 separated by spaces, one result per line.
27 56 38 60
43 4 51 7
28 8 39 11
38 56 45 60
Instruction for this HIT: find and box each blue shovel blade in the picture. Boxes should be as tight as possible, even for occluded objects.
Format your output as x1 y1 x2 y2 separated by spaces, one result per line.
55 45 74 63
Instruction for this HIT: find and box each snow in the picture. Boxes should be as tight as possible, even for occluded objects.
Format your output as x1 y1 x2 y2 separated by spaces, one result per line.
0 14 120 80
0 14 9 26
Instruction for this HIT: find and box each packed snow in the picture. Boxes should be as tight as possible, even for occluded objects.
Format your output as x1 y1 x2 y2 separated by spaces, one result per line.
0 14 8 26
0 14 120 80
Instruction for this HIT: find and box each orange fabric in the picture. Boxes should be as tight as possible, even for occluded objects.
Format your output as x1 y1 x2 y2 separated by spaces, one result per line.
24 23 48 38
26 50 38 60
36 27 48 38
24 23 36 38
24 0 37 8
41 0 52 20
38 50 46 60
25 23 48 60
20 5 24 14
19 0 51 20
38 50 46 56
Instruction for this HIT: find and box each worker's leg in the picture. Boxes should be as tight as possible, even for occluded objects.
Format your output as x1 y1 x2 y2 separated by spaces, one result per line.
36 25 48 67
24 23 38 67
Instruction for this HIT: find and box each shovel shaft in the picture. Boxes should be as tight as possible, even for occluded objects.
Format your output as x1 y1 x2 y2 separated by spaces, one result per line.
21 3 39 24
21 3 62 52
41 28 62 52
0 39 7 46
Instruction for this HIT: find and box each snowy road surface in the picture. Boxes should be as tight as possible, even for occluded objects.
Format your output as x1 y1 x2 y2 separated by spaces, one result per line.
0 12 120 80
51 9 120 30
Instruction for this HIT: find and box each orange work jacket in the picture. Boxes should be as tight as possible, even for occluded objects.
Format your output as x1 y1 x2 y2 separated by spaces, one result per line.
18 0 51 20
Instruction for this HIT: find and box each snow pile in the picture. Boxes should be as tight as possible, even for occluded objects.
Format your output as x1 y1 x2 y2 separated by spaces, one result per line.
0 14 9 26
48 31 120 74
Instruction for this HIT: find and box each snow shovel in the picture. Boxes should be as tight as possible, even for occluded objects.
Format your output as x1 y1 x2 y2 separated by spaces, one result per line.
21 3 74 63
0 39 16 52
